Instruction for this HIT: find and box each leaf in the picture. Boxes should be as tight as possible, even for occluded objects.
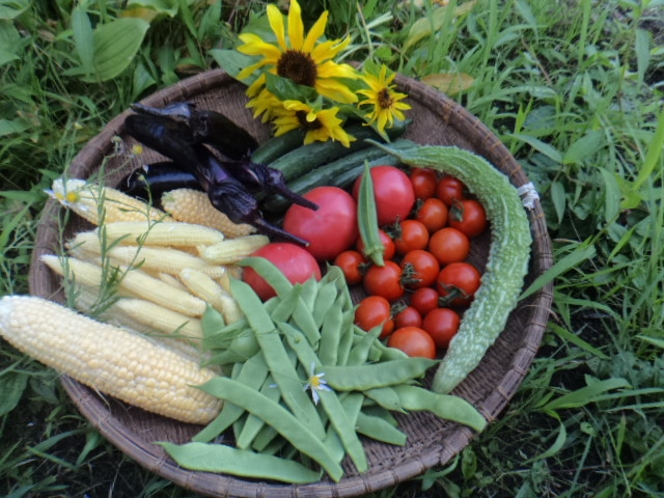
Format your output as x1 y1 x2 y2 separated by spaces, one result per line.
80 18 150 82
0 0 29 20
209 48 255 81
598 167 620 222
404 1 477 50
636 335 664 349
635 28 651 85
0 117 29 137
265 72 318 103
550 180 566 224
71 6 95 76
548 323 610 360
519 242 596 301
509 133 563 163
420 73 474 95
127 0 178 17
0 371 28 416
524 418 567 463
539 377 631 414
563 130 605 165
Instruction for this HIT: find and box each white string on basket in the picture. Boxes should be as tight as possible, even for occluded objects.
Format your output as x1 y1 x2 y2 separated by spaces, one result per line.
518 182 540 210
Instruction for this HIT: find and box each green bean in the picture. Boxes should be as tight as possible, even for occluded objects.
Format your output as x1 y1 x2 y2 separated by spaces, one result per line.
277 321 368 473
230 278 327 439
237 256 293 297
363 386 405 412
299 276 318 311
392 385 487 432
193 353 269 443
201 304 225 335
200 377 344 481
324 358 438 391
269 284 302 322
317 299 343 366
236 374 281 450
201 317 248 350
335 309 357 366
357 161 385 266
362 403 400 427
346 325 382 366
159 441 322 484
356 411 407 446
311 280 338 328
291 296 321 346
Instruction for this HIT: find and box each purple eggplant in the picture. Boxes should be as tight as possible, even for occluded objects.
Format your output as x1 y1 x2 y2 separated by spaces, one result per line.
122 161 202 201
131 102 258 160
123 113 309 245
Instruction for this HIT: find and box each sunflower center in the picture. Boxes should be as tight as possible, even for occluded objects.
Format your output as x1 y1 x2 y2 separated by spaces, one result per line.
296 110 321 130
378 88 394 110
277 50 318 87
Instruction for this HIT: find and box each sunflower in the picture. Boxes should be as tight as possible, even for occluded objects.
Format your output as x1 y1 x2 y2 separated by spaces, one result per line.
272 100 355 148
358 65 411 134
236 0 358 110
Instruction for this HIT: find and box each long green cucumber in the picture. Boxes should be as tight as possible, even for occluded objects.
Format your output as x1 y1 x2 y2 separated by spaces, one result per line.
260 140 415 214
266 120 410 182
250 128 307 165
370 140 533 394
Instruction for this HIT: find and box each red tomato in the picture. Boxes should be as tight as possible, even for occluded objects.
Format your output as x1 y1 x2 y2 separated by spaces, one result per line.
243 243 321 301
353 165 415 226
436 262 482 307
400 249 440 289
333 250 366 286
448 199 488 238
414 197 448 233
409 287 440 316
422 308 460 349
387 326 437 359
428 227 470 265
363 260 405 302
409 168 438 199
394 306 423 329
392 219 429 255
356 229 396 261
283 186 358 261
436 175 466 206
354 295 394 339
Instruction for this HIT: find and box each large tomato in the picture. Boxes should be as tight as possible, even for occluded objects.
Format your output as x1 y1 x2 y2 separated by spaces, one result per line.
353 165 415 226
243 243 321 301
436 262 482 307
283 186 359 261
387 326 437 359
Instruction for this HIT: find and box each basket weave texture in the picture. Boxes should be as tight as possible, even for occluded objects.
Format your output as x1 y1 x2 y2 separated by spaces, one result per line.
29 69 553 497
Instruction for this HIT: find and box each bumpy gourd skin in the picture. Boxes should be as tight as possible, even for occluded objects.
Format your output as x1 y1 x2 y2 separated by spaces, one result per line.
373 142 532 394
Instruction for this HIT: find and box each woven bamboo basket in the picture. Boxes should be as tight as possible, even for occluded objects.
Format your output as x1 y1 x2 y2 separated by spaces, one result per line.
29 69 553 497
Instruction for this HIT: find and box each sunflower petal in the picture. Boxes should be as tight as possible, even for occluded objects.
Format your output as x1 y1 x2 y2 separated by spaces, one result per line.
267 4 287 51
287 0 304 50
303 10 328 53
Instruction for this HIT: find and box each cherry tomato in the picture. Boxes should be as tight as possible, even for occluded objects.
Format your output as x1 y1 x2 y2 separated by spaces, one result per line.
400 249 440 289
409 168 438 199
428 227 470 265
414 197 448 233
392 219 429 255
243 243 321 301
333 250 366 286
409 287 440 316
436 262 482 307
353 165 415 226
387 326 437 359
363 260 405 302
354 295 394 339
393 306 423 329
422 308 460 349
356 229 396 261
448 199 488 238
283 186 358 261
436 175 466 206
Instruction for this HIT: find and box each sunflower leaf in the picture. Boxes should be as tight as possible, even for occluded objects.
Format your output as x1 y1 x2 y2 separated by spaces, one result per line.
265 73 319 103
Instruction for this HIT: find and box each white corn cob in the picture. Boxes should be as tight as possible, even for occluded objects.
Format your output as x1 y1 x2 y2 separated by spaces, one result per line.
201 234 270 265
67 231 226 279
161 188 256 238
0 295 222 424
98 221 225 247
112 298 204 342
41 255 207 317
46 178 172 225
178 268 244 324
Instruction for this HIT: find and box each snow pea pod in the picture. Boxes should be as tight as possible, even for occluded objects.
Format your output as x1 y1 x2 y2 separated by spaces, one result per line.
158 441 322 484
357 160 385 266
355 411 407 446
200 376 344 482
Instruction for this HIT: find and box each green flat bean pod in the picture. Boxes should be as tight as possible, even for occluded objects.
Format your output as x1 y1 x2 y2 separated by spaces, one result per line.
159 441 322 484
323 358 438 391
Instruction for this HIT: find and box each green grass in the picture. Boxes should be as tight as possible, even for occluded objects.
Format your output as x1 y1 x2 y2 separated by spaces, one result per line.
1 0 663 496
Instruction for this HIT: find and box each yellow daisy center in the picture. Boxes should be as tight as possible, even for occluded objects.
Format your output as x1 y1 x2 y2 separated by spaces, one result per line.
378 88 395 110
277 50 318 87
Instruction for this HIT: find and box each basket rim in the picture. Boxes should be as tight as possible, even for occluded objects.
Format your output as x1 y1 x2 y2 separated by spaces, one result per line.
28 68 554 498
